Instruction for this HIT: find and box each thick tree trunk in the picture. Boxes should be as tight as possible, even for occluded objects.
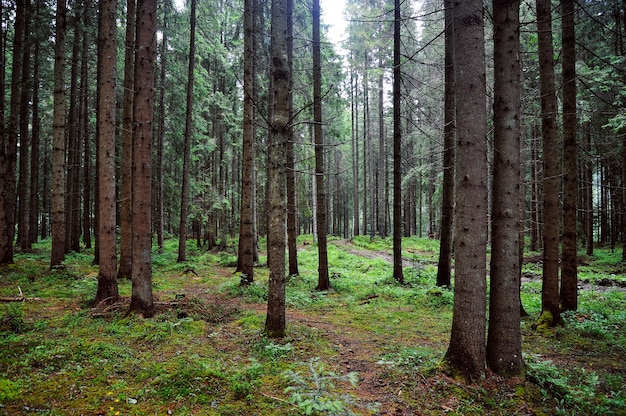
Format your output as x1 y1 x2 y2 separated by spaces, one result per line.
129 0 157 318
560 0 578 312
445 0 488 380
119 0 136 278
536 0 563 328
95 0 119 305
50 0 67 268
265 0 291 337
487 0 523 376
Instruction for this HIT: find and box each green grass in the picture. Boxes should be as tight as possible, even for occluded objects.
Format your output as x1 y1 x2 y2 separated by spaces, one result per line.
0 238 625 415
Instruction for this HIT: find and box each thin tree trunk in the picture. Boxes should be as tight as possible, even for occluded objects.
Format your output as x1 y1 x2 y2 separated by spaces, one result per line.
30 15 41 246
584 122 593 255
177 0 197 263
437 0 454 287
313 0 329 291
155 1 168 252
286 0 298 277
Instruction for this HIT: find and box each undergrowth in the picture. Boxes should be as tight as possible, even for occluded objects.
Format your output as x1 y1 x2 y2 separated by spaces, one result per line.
0 237 624 415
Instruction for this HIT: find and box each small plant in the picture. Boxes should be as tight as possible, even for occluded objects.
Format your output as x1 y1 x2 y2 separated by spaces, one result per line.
0 378 21 402
0 303 27 333
282 357 360 415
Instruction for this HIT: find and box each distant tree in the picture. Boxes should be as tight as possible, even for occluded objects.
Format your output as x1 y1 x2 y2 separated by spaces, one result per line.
436 0 454 288
51 0 67 268
95 0 119 304
392 0 404 284
129 0 157 318
536 0 562 328
178 0 197 263
487 0 523 377
265 0 292 337
119 0 136 279
445 0 488 380
286 0 298 277
560 0 578 312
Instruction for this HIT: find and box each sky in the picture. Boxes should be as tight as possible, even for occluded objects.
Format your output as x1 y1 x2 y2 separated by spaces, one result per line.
320 0 348 46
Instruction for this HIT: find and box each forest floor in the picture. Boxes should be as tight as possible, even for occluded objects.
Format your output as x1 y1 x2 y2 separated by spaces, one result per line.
1 236 625 415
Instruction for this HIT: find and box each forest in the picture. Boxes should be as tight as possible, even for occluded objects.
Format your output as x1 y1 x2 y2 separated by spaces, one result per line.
1 0 626 414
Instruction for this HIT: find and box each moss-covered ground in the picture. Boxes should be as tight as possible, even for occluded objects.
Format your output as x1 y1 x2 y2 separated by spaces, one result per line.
0 236 625 415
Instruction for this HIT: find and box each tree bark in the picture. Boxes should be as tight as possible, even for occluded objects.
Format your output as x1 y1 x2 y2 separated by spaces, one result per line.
237 0 256 283
265 0 292 337
129 0 157 318
18 0 31 253
487 0 523 376
536 0 563 328
560 0 578 312
50 0 67 268
95 0 119 305
392 0 404 284
286 0 298 277
177 0 197 263
445 0 488 380
437 0 454 288
119 0 136 279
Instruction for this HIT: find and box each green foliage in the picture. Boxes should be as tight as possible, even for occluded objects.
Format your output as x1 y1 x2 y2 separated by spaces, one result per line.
0 303 27 333
0 378 21 402
283 358 361 415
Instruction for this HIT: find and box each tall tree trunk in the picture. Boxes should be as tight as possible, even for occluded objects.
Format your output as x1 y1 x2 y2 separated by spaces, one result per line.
377 55 386 238
437 0 454 287
81 4 92 249
487 0 523 376
265 0 292 337
536 0 563 328
351 65 360 236
1 0 24 265
129 0 157 318
237 0 256 283
177 0 197 263
51 0 67 267
30 15 42 246
95 0 119 305
286 0 298 277
119 0 136 279
584 122 593 255
155 1 169 252
18 0 31 252
313 0 329 291
560 0 578 312
445 0 488 380
392 0 404 284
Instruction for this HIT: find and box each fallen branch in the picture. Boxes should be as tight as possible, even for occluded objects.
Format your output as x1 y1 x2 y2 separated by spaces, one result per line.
0 287 41 302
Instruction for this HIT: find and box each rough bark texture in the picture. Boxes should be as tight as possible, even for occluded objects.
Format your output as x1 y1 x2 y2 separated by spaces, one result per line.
129 0 157 318
536 0 562 327
18 0 31 252
237 0 256 283
436 0 455 288
95 0 119 305
265 0 291 337
487 0 524 376
119 0 136 279
313 0 329 291
560 0 578 312
177 0 197 263
286 0 298 277
392 0 404 284
51 0 67 268
444 0 488 380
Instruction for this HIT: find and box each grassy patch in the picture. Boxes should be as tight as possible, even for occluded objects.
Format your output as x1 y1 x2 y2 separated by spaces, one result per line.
0 240 624 415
